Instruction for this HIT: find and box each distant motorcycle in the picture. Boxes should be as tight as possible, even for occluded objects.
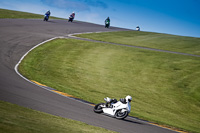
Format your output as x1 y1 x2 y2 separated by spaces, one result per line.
94 97 131 119
136 26 140 31
105 20 110 28
44 14 49 21
68 15 74 22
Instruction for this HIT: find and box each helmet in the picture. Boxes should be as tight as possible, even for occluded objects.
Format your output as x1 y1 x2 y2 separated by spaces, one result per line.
72 12 75 14
125 95 132 102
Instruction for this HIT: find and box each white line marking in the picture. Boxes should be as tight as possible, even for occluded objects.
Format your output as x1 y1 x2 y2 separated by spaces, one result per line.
67 31 112 38
15 37 63 83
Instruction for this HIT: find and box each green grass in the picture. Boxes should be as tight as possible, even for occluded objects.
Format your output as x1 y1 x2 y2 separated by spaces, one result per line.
0 8 62 19
76 31 200 55
19 38 200 133
0 100 116 133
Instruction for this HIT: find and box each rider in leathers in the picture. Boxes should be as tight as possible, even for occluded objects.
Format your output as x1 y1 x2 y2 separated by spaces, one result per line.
70 12 75 19
105 95 132 107
45 10 51 16
105 17 110 28
105 17 110 23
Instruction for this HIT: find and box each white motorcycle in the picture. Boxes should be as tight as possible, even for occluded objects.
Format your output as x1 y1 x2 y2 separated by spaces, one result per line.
136 26 140 31
93 96 132 119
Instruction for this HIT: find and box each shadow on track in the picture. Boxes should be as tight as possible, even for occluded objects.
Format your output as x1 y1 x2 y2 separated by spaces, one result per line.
44 20 57 23
123 119 144 125
99 113 144 125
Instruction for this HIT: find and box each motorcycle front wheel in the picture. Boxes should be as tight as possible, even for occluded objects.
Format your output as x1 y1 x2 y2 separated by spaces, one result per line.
93 103 104 113
115 110 128 119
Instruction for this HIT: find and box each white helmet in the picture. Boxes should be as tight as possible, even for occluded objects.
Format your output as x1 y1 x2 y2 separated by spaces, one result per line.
125 95 132 102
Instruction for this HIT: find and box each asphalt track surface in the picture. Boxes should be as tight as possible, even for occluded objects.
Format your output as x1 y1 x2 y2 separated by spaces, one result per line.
0 19 179 133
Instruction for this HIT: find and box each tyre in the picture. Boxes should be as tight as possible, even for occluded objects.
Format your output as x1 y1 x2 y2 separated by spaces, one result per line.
115 110 128 119
93 103 104 113
68 18 73 22
44 16 48 21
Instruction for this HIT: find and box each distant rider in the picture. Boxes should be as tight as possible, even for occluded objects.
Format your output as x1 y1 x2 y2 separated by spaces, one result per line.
105 17 110 28
70 12 75 19
104 95 132 107
45 10 51 17
136 25 140 31
105 17 110 23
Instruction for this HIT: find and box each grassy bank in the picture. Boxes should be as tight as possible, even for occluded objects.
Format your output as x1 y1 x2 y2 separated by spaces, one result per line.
0 101 115 133
76 31 200 55
19 38 200 133
0 8 62 19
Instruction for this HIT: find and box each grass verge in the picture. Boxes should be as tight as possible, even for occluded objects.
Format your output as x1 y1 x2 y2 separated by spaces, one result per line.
75 31 200 55
0 100 116 133
0 8 62 19
19 38 200 133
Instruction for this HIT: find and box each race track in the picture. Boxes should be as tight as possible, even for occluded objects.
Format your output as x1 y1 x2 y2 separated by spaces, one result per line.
0 19 178 133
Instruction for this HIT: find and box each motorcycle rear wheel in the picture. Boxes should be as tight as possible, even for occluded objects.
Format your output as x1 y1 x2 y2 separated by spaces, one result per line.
115 110 128 119
93 103 104 113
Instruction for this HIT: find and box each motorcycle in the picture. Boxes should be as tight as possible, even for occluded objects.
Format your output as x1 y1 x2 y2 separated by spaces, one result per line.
105 20 110 28
136 26 140 31
93 97 131 119
68 15 74 22
44 14 49 21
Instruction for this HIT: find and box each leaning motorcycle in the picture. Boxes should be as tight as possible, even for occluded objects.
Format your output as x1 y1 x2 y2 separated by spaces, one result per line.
93 98 131 119
44 14 49 21
68 15 74 22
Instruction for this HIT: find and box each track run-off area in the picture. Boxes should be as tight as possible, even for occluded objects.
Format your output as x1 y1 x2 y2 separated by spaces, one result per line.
0 19 188 133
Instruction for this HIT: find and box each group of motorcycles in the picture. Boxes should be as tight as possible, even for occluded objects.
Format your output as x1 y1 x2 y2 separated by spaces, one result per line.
43 13 75 22
43 15 75 22
43 14 110 28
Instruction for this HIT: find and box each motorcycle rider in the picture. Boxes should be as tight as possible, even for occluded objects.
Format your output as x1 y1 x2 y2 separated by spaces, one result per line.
45 10 51 16
105 17 110 28
120 95 132 104
105 95 132 107
68 12 75 22
44 10 51 21
70 12 75 19
105 17 110 23
136 25 140 31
